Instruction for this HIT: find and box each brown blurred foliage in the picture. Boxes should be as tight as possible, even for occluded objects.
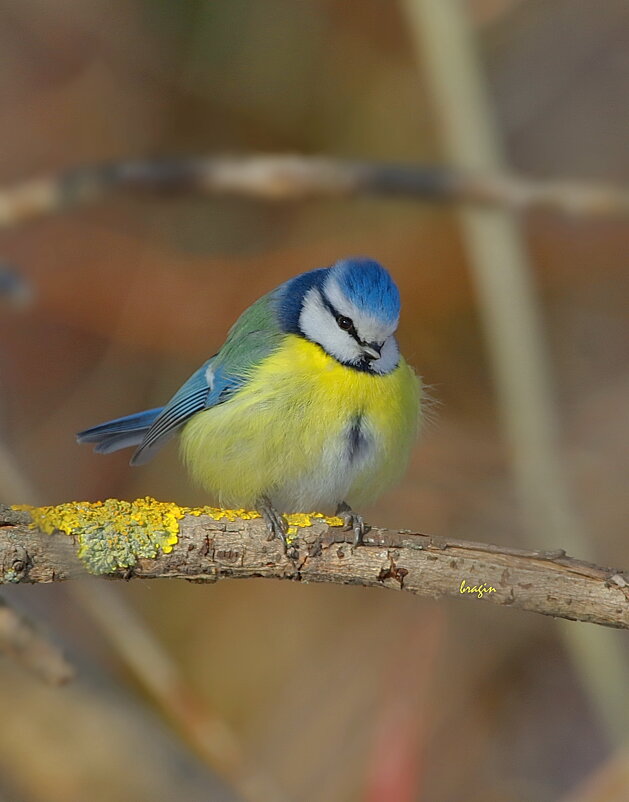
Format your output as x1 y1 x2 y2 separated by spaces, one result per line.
0 1 628 800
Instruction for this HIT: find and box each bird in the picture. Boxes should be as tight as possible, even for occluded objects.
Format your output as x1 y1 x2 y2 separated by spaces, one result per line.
77 257 421 547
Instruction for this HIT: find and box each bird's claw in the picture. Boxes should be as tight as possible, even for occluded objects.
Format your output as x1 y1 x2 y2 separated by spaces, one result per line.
258 497 288 553
336 502 366 547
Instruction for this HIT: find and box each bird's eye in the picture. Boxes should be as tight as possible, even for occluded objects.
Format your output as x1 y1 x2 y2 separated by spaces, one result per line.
337 315 353 331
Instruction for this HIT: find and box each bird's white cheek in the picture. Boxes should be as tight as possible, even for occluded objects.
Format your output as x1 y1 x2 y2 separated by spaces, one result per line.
299 288 362 363
320 327 363 363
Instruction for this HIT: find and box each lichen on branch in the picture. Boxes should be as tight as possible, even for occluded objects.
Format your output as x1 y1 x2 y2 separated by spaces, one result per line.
1 499 628 631
14 497 341 575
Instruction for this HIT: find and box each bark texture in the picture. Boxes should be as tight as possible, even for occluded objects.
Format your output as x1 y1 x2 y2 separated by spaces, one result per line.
1 504 628 629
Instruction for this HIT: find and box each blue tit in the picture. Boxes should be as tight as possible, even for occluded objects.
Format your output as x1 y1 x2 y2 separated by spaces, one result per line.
77 257 421 546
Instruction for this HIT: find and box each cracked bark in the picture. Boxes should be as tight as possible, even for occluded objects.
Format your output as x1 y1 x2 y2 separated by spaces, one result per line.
1 504 627 629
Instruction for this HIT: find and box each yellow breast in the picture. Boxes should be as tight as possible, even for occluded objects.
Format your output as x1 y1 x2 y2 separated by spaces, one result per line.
180 335 420 511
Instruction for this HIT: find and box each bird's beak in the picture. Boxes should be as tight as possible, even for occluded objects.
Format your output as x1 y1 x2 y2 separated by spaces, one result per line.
362 342 382 361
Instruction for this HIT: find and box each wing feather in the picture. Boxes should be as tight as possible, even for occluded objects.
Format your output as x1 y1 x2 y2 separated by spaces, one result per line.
131 289 284 465
131 364 213 465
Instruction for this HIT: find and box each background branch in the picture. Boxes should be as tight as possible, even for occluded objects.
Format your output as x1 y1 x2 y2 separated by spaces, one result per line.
0 595 74 685
1 503 627 630
1 155 629 229
0 449 278 802
402 0 629 744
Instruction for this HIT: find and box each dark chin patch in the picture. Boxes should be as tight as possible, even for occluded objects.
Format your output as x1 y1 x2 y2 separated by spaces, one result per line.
306 340 377 373
347 353 400 375
353 358 377 373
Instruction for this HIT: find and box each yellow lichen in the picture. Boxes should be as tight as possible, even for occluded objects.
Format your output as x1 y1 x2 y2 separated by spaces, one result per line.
16 498 183 575
13 498 343 575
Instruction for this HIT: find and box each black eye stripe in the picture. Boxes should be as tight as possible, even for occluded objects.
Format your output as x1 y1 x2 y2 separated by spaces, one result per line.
319 291 340 319
319 292 362 343
338 317 360 342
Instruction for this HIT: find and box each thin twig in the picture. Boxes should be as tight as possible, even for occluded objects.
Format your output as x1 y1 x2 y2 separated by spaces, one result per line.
0 596 74 685
71 581 288 802
0 443 75 685
1 155 629 228
401 0 629 743
0 502 627 629
0 434 274 801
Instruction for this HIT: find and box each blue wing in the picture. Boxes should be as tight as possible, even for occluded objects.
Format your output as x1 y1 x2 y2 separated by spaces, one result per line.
130 357 236 465
78 358 244 465
77 408 164 454
78 287 284 465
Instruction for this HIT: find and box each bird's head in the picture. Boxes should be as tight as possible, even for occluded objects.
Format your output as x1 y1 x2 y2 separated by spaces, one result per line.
279 257 401 374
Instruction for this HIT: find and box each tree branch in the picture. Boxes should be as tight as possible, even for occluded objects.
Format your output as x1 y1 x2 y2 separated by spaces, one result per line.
0 596 75 685
1 501 627 629
1 155 629 228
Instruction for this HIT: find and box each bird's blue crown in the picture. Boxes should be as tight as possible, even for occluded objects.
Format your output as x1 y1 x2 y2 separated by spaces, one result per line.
332 258 400 324
278 257 400 333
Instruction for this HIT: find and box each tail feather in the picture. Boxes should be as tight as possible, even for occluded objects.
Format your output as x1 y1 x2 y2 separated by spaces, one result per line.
92 431 148 454
77 407 163 455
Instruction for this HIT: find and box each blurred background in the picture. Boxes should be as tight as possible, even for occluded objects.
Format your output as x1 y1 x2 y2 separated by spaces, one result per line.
0 0 628 800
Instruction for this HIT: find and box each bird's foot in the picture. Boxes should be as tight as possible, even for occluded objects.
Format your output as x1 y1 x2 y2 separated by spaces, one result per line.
257 497 288 552
335 502 367 547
